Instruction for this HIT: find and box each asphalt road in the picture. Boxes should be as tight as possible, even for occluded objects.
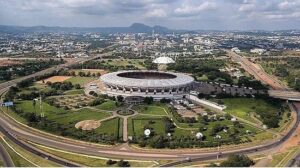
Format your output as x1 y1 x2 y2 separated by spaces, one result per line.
0 141 14 167
226 50 286 90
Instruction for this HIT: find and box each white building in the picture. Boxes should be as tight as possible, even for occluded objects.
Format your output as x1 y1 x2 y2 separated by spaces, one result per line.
231 47 241 54
250 48 266 55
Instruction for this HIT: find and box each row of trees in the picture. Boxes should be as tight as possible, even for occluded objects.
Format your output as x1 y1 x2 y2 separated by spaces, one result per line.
0 59 64 81
57 69 101 78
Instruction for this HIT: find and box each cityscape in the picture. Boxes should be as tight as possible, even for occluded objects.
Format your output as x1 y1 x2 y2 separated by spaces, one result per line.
0 0 300 167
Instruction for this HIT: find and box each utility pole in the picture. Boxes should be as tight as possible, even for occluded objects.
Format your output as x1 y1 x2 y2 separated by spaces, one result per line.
39 93 44 118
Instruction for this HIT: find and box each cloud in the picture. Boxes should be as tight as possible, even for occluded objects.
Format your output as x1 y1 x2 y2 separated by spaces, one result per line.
1 0 300 29
174 2 217 16
145 9 167 18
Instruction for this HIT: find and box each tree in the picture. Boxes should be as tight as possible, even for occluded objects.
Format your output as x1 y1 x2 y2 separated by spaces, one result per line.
78 71 85 77
74 84 81 89
32 99 37 115
117 160 130 167
106 159 117 165
144 96 153 104
70 71 76 76
117 95 124 102
220 154 254 167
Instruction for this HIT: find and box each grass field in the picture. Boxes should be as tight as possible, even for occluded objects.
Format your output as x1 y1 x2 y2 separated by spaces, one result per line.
127 113 258 142
128 115 166 136
64 89 85 95
223 98 279 124
133 105 168 116
65 76 97 86
95 117 123 139
15 101 112 125
105 59 146 70
51 108 112 124
95 100 117 111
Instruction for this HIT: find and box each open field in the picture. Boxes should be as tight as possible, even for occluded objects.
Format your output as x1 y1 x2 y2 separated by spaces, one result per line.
65 76 97 86
15 101 112 125
104 59 146 70
37 76 71 84
95 100 118 111
128 104 259 143
133 105 168 116
64 89 85 95
223 98 279 124
95 117 123 139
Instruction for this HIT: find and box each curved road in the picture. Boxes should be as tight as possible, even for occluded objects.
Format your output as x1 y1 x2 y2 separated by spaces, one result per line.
0 141 14 167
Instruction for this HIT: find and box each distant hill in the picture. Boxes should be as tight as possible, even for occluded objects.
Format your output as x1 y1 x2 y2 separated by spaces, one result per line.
0 23 175 34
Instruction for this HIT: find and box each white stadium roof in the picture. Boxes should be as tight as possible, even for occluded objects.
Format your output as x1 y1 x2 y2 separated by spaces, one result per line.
153 56 175 64
100 70 194 88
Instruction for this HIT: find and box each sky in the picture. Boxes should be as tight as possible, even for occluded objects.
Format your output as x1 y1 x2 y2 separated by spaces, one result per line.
1 0 300 30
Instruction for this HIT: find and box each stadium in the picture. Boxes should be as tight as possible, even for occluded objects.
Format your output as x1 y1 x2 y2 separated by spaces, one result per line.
99 70 194 100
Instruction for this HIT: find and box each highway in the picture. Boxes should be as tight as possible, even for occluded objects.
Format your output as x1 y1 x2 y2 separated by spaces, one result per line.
0 140 14 167
226 50 287 90
0 50 299 166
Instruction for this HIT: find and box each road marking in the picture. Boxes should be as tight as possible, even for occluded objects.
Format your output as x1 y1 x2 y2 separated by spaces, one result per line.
29 141 157 164
97 150 177 158
1 137 39 167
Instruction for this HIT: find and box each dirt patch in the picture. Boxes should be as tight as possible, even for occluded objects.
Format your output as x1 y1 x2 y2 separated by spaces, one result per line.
75 120 101 130
37 76 72 84
193 107 206 114
0 59 23 67
177 109 198 118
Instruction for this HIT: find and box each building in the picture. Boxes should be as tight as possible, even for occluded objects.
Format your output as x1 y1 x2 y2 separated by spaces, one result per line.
250 48 266 55
231 47 241 53
153 56 175 64
99 70 194 100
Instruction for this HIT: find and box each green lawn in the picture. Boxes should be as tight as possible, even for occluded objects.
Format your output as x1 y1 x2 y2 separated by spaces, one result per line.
65 76 97 86
64 89 85 95
133 105 168 116
51 108 112 124
223 98 279 124
127 113 258 142
128 115 165 137
105 59 146 70
95 100 117 111
15 101 112 124
95 117 123 139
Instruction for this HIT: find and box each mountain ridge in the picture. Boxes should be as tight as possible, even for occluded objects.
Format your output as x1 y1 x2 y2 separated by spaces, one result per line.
0 23 175 33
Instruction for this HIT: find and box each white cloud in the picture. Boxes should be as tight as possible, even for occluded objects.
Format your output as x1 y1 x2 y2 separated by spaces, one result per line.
174 2 217 16
238 3 255 12
145 9 167 18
